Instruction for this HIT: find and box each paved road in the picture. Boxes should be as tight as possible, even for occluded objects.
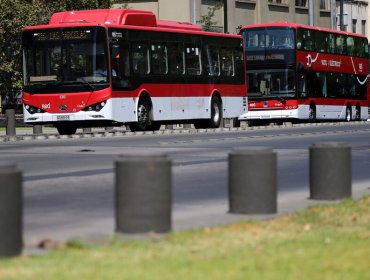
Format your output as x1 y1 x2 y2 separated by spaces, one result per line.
1 122 369 247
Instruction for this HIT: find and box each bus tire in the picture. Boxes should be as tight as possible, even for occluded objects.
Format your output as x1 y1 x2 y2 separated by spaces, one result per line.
56 125 77 135
355 106 361 121
129 99 151 131
209 96 222 128
308 104 316 122
346 106 352 122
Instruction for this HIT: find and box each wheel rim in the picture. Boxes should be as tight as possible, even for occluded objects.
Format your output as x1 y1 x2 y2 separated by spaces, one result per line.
309 107 315 120
212 102 220 123
137 104 149 126
355 108 360 120
346 108 351 121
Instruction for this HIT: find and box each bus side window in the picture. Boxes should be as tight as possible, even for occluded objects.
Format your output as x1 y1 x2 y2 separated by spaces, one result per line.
206 46 220 76
347 37 355 56
186 45 202 75
132 43 150 75
336 35 346 55
111 41 131 88
328 34 336 54
220 48 234 76
151 43 168 75
168 43 185 75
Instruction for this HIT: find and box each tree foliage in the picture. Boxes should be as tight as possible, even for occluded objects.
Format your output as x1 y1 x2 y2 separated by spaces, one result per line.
197 0 223 32
0 0 112 99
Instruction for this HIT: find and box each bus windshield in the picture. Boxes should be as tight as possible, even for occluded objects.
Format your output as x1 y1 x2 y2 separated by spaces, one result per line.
244 27 295 50
247 69 296 98
22 27 108 91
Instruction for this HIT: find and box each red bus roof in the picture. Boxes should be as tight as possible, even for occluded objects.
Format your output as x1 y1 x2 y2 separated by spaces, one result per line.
45 9 201 31
23 9 241 39
241 21 367 39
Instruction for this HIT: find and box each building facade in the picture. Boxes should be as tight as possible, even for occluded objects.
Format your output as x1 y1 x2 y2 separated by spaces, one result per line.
335 0 368 36
113 0 335 34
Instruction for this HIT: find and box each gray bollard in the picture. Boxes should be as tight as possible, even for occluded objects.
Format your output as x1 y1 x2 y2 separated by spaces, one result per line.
228 148 277 214
5 109 16 136
115 154 172 234
309 143 351 200
33 125 43 135
0 163 22 258
165 124 173 130
83 127 92 133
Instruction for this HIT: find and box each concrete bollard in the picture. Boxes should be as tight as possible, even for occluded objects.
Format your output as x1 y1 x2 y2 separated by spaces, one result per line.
0 163 22 258
228 148 277 214
115 154 172 234
82 128 92 133
309 143 352 200
33 125 43 135
5 109 16 136
165 124 173 130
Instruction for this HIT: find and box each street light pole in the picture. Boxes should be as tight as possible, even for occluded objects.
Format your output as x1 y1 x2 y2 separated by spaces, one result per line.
223 0 228 33
340 0 344 31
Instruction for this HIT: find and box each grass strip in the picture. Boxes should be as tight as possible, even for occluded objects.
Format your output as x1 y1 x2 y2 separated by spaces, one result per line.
0 196 369 280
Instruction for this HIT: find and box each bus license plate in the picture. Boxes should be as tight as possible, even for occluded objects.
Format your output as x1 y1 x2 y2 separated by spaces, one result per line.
57 115 70 121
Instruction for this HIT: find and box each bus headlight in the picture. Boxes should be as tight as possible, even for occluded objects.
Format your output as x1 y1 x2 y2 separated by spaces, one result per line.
25 104 46 114
82 101 106 112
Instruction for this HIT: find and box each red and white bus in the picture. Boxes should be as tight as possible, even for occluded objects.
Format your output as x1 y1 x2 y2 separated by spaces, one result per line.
238 22 369 123
22 9 247 135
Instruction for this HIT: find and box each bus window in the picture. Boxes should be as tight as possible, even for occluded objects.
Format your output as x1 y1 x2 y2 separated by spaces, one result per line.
297 29 314 51
207 46 221 76
347 37 355 56
168 43 185 75
303 30 314 51
336 35 346 55
221 48 234 76
327 34 336 53
132 43 150 75
186 45 202 75
111 41 131 89
354 37 368 58
234 48 244 77
151 43 168 75
315 72 327 97
315 31 327 53
266 28 294 49
245 29 265 49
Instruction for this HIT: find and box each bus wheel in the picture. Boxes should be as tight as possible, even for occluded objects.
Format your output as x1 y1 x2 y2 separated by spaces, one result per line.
346 106 352 122
209 96 222 128
56 125 77 135
355 106 361 121
308 105 316 122
129 99 151 131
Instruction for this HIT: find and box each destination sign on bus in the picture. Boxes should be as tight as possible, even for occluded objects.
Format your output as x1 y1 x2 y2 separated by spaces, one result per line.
33 29 92 41
246 54 285 61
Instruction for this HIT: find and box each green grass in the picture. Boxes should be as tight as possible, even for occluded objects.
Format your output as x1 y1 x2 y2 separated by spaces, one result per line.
1 196 369 280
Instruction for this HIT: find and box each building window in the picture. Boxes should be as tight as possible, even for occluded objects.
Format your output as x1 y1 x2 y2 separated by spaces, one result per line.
295 0 307 7
361 20 366 35
320 0 327 10
352 19 357 34
268 0 286 4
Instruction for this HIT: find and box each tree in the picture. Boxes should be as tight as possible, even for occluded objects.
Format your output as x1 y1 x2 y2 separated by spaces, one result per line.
0 0 112 106
197 0 223 32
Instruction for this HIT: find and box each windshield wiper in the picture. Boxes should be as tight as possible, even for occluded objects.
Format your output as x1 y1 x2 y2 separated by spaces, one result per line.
25 82 62 93
64 80 96 92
